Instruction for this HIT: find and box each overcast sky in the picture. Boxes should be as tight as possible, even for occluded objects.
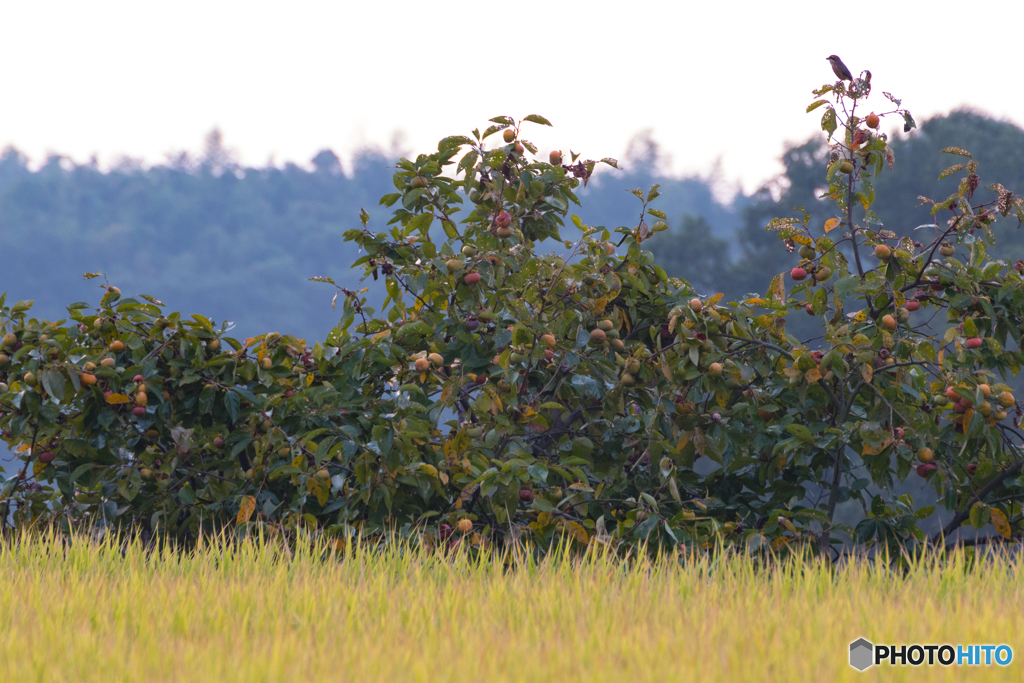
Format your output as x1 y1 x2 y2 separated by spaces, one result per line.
3 0 1022 195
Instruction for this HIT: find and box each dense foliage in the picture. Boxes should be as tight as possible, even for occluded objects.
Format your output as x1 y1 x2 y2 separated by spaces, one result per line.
1 74 1023 555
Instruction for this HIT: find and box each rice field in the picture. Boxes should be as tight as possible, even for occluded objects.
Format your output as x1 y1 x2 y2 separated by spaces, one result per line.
0 533 1020 682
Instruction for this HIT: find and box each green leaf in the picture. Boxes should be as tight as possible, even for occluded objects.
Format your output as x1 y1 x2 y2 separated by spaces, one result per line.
821 108 837 139
940 146 972 158
407 213 434 233
785 424 814 443
902 112 916 133
806 100 828 113
229 434 253 460
522 114 552 127
178 484 196 505
938 164 968 180
969 502 990 530
833 275 860 300
438 135 474 151
532 496 553 512
223 391 239 424
40 369 65 403
855 519 877 543
232 386 264 409
63 439 89 458
915 505 936 520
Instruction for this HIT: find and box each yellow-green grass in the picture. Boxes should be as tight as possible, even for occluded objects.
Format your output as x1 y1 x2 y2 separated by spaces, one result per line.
0 533 1020 682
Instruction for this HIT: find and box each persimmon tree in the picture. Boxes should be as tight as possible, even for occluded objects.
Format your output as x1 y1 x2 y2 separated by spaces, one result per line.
1 72 1023 556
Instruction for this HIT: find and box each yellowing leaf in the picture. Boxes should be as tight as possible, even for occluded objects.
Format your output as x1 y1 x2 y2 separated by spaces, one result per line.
306 374 314 387
805 368 822 383
105 393 131 405
593 296 608 314
486 387 502 415
862 437 893 456
676 432 692 452
770 274 786 303
307 477 329 506
565 521 589 545
444 430 469 460
667 313 679 334
824 217 841 232
618 309 631 332
772 537 791 550
706 293 724 307
372 329 392 342
990 508 1011 539
237 495 256 524
693 428 706 457
459 484 477 505
744 297 766 306
792 234 812 246
861 364 873 384
781 518 797 533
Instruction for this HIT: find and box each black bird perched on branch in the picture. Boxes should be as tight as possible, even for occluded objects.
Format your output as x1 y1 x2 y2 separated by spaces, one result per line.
826 55 853 82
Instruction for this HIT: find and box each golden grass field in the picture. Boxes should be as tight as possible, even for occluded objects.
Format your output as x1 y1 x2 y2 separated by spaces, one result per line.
0 533 1020 682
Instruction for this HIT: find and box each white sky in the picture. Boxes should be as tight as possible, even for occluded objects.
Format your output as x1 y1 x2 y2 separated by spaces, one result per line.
2 0 1022 195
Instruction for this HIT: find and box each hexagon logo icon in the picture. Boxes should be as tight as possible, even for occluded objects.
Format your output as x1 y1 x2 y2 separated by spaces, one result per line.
849 638 874 671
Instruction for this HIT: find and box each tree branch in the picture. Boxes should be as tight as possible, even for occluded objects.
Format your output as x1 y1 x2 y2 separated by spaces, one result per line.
933 459 1024 544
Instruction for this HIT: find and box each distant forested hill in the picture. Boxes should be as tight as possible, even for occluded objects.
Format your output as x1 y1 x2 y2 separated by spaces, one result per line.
1 110 1022 343
0 130 738 342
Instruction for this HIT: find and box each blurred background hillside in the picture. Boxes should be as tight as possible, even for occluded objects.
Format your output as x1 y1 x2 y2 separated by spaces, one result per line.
2 109 1022 344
